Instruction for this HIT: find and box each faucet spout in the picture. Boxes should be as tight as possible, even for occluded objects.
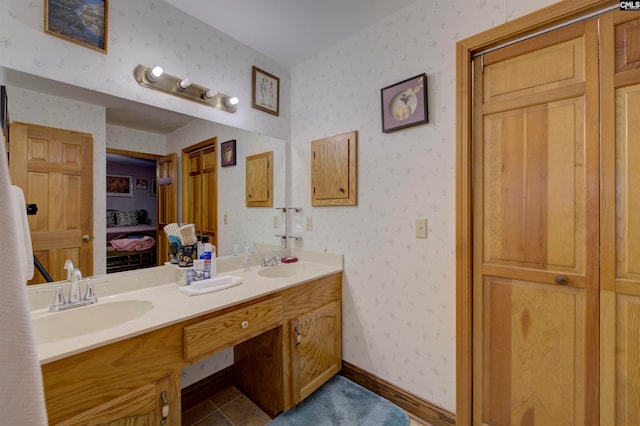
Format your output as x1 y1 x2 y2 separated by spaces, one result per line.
68 268 82 303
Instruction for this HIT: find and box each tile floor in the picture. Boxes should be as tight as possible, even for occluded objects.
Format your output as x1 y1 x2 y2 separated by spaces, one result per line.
182 385 432 426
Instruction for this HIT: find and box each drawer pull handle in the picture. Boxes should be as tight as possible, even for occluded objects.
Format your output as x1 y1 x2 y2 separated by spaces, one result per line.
160 390 169 425
295 325 301 348
241 320 249 329
555 275 568 285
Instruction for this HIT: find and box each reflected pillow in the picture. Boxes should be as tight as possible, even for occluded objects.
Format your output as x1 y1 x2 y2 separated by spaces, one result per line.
116 210 139 227
106 210 118 227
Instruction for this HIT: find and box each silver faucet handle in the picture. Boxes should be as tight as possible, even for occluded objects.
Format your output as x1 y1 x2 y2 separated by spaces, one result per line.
37 286 67 311
83 281 98 302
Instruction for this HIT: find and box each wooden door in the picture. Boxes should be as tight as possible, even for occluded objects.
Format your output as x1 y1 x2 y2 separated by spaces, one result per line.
246 151 273 207
156 153 177 264
600 10 640 426
472 21 600 425
9 122 93 284
182 141 218 247
290 300 342 404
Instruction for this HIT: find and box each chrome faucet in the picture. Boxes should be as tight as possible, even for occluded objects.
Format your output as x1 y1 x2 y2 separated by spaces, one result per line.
262 255 280 267
38 260 99 312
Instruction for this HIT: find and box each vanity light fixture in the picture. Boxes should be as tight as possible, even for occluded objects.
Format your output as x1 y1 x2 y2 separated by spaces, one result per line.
133 64 238 113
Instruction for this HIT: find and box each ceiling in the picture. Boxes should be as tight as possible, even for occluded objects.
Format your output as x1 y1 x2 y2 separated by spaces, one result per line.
4 1 418 134
164 0 419 67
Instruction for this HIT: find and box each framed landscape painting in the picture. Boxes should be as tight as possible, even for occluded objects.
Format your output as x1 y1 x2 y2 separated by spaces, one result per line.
45 0 108 53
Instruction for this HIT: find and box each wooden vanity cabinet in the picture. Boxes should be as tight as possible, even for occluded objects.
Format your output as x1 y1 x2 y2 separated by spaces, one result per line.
41 272 342 424
55 377 176 426
235 272 342 414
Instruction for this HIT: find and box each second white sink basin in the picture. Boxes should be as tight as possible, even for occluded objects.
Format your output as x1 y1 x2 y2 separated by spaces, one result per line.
32 300 154 344
258 263 305 278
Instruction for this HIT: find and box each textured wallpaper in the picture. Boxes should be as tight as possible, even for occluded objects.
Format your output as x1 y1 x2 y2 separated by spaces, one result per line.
0 0 562 412
0 0 290 141
106 124 167 156
290 0 555 411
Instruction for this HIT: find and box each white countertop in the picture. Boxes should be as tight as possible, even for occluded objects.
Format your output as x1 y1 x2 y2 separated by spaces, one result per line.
30 254 342 365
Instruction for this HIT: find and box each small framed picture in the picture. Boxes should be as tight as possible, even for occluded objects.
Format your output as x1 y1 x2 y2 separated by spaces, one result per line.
221 140 237 167
44 0 108 53
106 174 133 197
381 73 428 133
150 178 157 197
135 178 149 190
252 66 280 116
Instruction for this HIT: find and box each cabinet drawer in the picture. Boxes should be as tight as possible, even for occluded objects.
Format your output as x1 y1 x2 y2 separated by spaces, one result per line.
184 296 283 362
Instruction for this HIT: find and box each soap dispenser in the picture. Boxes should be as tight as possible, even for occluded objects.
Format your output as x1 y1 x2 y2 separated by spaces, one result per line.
243 246 251 271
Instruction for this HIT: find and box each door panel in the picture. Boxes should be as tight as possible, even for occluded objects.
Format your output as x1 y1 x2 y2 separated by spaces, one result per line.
156 153 177 264
483 276 585 425
10 122 93 284
483 98 583 272
473 19 599 425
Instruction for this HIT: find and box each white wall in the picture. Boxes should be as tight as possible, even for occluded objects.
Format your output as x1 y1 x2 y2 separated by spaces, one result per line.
0 0 290 141
106 124 167 156
166 119 286 256
290 0 556 411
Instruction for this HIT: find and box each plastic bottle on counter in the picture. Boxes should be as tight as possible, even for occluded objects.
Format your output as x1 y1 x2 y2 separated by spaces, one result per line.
200 243 216 279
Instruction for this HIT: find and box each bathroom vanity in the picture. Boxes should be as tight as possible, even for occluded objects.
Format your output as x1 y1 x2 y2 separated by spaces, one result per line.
30 254 342 425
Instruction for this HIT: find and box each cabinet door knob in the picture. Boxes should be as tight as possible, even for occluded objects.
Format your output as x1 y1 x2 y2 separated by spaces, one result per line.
241 320 249 329
160 390 169 425
555 275 569 285
338 186 345 193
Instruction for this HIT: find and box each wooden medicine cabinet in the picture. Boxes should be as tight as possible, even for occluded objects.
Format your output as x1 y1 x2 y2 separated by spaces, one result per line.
311 130 357 206
246 151 273 207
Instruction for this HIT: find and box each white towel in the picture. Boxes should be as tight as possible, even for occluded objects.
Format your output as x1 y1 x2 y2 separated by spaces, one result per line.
0 148 48 423
179 276 243 296
10 185 34 281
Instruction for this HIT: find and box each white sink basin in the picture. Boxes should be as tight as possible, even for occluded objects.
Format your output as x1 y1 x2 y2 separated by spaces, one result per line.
258 262 306 278
32 300 154 344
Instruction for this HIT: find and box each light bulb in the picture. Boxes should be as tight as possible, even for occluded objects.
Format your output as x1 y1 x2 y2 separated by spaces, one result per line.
178 78 190 90
146 66 164 81
228 96 239 106
203 89 217 99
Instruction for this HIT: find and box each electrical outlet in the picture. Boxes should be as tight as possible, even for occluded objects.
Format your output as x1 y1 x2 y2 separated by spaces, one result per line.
223 213 228 225
415 217 428 238
273 215 279 228
306 216 313 231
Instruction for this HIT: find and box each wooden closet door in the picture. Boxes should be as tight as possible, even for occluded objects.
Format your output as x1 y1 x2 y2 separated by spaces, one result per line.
472 20 600 425
600 10 640 426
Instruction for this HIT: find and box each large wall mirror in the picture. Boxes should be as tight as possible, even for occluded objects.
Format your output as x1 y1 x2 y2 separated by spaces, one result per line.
2 67 287 281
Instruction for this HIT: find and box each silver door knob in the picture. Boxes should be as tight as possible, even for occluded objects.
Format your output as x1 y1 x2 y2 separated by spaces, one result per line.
82 234 92 242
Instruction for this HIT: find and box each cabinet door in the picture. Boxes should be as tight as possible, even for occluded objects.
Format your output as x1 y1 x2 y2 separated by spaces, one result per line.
55 376 177 426
246 151 273 207
600 11 640 426
311 131 357 206
290 300 342 404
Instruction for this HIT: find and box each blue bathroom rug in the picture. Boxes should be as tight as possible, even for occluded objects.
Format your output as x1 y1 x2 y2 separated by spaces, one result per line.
268 375 409 426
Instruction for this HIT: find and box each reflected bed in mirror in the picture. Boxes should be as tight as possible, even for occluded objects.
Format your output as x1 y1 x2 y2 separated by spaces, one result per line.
2 67 286 282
